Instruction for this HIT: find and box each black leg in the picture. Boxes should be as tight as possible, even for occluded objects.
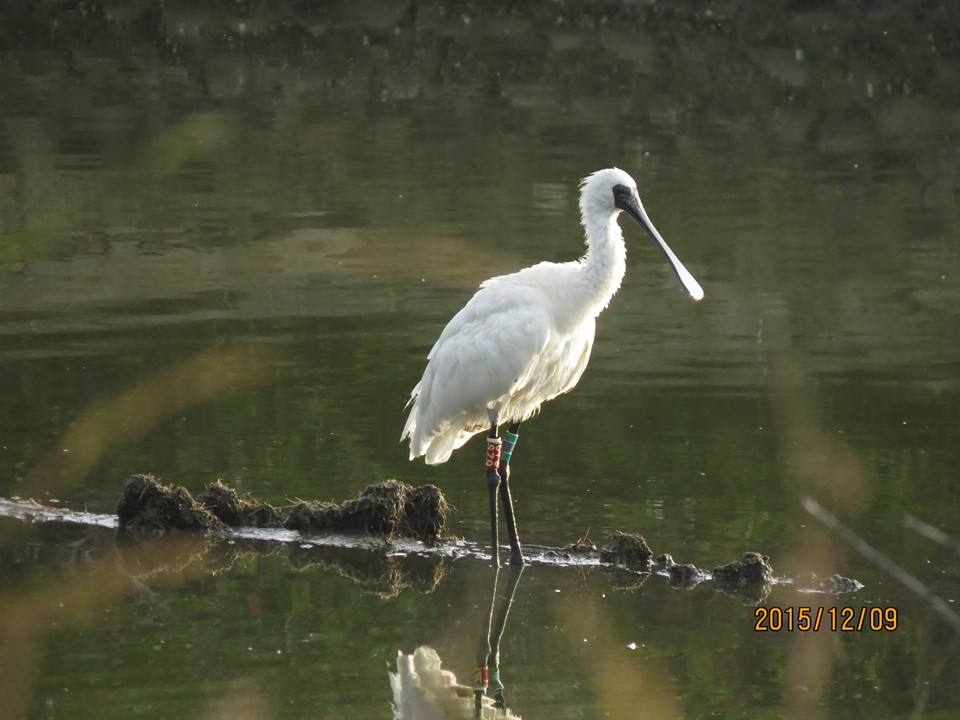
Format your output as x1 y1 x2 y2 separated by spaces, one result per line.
487 565 524 706
498 422 524 566
485 426 502 567
474 567 500 709
475 565 524 712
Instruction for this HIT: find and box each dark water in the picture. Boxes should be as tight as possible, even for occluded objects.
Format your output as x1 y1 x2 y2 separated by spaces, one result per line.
1 2 959 718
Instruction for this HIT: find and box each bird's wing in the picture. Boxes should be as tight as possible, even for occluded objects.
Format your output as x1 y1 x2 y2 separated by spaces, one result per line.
426 285 552 417
403 282 552 459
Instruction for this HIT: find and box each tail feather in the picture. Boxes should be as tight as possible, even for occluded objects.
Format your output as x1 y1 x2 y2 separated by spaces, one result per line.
403 399 484 465
421 424 479 464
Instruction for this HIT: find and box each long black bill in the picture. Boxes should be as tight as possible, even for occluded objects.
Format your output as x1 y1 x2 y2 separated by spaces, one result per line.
618 190 704 301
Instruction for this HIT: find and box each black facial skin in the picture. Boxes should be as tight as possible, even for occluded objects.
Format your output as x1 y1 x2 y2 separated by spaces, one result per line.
612 183 645 228
612 184 634 212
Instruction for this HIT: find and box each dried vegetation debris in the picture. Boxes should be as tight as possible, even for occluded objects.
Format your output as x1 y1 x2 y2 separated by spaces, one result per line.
712 552 774 587
117 474 450 542
284 479 450 541
599 531 654 569
590 533 779 596
196 480 285 528
107 475 862 595
117 474 227 534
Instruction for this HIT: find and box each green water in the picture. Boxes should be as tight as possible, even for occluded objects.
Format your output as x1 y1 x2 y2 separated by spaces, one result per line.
1 2 959 718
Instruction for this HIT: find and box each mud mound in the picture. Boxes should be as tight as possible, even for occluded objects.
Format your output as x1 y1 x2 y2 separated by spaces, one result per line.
712 552 774 587
117 475 450 541
599 531 653 569
283 479 450 542
197 481 285 528
654 555 704 588
3 488 866 599
117 474 226 534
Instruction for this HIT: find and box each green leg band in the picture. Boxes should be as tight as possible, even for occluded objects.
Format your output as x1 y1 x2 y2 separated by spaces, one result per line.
501 431 519 466
488 665 503 692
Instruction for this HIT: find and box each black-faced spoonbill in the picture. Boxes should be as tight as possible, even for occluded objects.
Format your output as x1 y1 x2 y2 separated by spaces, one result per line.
402 168 704 566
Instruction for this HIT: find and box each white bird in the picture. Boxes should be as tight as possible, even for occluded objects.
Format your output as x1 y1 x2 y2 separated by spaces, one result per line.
389 646 524 719
402 168 703 566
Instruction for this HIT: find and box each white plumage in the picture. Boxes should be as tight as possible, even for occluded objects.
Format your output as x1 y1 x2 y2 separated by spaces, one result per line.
389 646 523 720
402 167 702 465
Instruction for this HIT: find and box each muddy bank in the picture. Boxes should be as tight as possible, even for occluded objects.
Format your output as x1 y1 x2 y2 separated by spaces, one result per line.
1 476 863 600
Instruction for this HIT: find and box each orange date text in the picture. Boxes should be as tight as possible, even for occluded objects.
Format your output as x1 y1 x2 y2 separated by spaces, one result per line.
754 606 897 632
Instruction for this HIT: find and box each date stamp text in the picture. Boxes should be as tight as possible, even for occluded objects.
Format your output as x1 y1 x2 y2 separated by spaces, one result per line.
754 606 897 632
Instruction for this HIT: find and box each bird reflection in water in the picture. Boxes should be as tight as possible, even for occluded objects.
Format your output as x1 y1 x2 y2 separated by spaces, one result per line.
390 567 525 719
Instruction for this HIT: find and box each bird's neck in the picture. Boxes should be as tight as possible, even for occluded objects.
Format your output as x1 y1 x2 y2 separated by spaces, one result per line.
580 212 627 316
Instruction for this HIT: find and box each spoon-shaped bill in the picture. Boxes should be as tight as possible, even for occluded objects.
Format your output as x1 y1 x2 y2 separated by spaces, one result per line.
625 200 704 301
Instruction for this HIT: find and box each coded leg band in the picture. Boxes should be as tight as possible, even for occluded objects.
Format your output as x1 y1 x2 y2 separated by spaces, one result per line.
474 665 489 690
485 437 502 469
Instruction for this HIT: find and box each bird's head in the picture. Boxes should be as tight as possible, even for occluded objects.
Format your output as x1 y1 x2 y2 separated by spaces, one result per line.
578 167 638 221
579 167 704 301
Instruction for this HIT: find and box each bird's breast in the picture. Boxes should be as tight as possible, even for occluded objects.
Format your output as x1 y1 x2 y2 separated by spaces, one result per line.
501 316 596 417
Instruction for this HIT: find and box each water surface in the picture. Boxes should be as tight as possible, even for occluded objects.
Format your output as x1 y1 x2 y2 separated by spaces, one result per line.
1 3 959 718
